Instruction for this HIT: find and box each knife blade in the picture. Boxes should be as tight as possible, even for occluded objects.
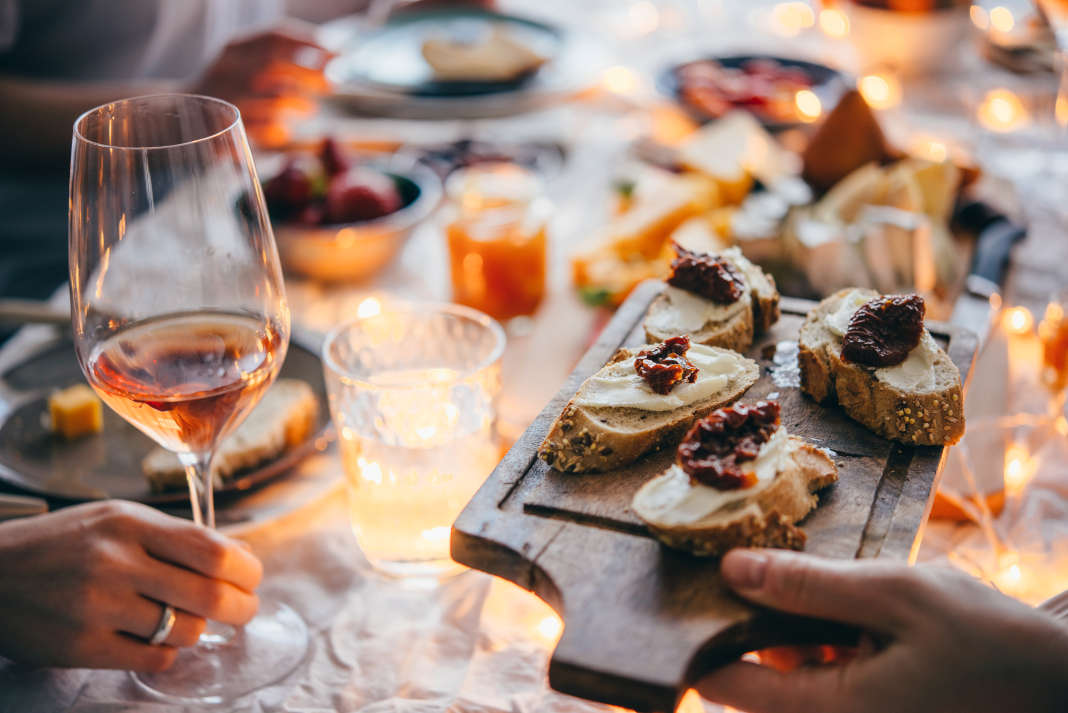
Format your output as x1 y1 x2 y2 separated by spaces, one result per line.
950 202 1027 344
0 493 49 521
0 299 70 327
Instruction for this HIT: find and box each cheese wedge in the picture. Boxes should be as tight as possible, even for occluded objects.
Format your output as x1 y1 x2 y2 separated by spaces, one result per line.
49 384 103 439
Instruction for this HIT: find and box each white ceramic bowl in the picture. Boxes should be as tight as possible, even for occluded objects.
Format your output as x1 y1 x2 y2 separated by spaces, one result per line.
273 164 441 282
845 3 972 76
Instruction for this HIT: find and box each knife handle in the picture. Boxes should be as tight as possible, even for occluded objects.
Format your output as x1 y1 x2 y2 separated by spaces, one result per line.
971 220 1026 290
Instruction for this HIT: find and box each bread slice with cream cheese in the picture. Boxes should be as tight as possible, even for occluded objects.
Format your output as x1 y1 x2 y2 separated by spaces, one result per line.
538 344 759 473
643 247 779 352
799 288 964 445
633 425 837 557
143 379 319 492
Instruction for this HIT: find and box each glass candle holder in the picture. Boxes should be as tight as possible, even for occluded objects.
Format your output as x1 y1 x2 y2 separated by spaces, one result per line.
322 303 505 577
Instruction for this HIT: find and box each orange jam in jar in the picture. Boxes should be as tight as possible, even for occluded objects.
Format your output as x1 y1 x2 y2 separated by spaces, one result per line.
445 163 548 321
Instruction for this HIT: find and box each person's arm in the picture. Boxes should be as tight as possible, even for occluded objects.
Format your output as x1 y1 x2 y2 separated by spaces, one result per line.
696 549 1068 713
0 500 261 671
0 25 330 168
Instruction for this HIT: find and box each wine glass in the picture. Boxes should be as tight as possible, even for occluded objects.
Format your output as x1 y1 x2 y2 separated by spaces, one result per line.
69 94 308 703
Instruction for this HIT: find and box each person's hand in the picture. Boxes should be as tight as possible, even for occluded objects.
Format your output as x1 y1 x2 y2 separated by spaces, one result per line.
192 24 333 147
0 500 262 671
696 549 1068 713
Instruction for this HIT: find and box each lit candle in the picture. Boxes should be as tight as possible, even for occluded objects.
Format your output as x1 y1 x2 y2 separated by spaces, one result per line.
858 73 902 110
1002 306 1034 335
356 296 382 318
602 65 641 97
970 4 990 30
535 614 563 645
1004 442 1032 496
794 89 823 122
818 8 849 38
908 134 950 163
771 1 815 37
989 5 1015 33
978 89 1030 132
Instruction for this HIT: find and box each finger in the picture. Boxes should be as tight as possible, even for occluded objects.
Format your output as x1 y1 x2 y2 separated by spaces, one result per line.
696 660 848 713
250 63 331 95
114 596 206 648
137 518 262 593
228 28 333 66
131 555 259 626
720 549 918 632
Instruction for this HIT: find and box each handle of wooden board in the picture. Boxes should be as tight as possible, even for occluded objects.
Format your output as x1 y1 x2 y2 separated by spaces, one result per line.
548 608 860 713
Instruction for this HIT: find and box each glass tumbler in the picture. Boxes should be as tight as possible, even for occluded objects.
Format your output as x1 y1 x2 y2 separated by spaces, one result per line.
322 303 505 577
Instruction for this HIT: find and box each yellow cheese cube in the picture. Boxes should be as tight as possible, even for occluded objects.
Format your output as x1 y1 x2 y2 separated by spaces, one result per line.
49 384 103 439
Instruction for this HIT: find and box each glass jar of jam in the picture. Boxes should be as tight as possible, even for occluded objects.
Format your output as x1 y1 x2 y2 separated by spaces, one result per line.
444 163 549 322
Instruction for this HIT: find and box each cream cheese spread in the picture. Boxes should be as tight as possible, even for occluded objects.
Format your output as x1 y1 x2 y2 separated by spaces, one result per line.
633 427 794 526
875 330 939 392
645 286 748 334
572 343 746 411
647 247 752 335
826 289 873 338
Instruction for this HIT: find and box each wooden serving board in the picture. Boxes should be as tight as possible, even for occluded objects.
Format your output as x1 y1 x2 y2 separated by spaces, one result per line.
451 281 978 713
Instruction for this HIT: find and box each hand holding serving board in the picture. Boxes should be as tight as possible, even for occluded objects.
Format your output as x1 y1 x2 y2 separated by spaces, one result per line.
451 280 978 712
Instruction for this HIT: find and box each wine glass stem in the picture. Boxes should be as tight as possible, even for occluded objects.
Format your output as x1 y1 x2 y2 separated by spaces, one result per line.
181 452 216 529
179 450 236 644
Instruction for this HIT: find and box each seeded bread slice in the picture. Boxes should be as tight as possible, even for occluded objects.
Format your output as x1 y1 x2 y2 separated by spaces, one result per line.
798 288 875 404
798 289 965 445
538 347 759 473
143 379 319 492
644 292 755 352
633 439 837 557
643 253 780 350
735 256 781 334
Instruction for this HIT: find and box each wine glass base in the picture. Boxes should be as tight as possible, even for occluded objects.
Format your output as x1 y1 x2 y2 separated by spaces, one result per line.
369 557 463 580
131 598 308 705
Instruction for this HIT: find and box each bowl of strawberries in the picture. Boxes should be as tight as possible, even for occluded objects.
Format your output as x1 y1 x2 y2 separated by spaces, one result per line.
263 138 442 282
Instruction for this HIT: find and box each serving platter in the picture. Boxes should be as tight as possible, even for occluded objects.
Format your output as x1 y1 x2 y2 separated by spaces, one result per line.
0 336 331 506
451 280 979 713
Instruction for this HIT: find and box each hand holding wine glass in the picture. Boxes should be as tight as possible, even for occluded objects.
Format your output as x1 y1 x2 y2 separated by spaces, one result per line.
0 500 260 670
69 94 306 703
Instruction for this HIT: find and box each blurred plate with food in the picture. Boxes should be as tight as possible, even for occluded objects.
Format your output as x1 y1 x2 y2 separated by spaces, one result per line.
0 336 331 506
415 137 566 180
321 9 607 118
660 54 849 131
573 88 985 312
327 8 560 96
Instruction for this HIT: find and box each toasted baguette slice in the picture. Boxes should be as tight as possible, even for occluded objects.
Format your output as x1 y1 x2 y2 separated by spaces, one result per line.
633 438 837 557
538 347 759 473
799 289 965 445
644 249 780 351
143 379 319 492
645 291 755 352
